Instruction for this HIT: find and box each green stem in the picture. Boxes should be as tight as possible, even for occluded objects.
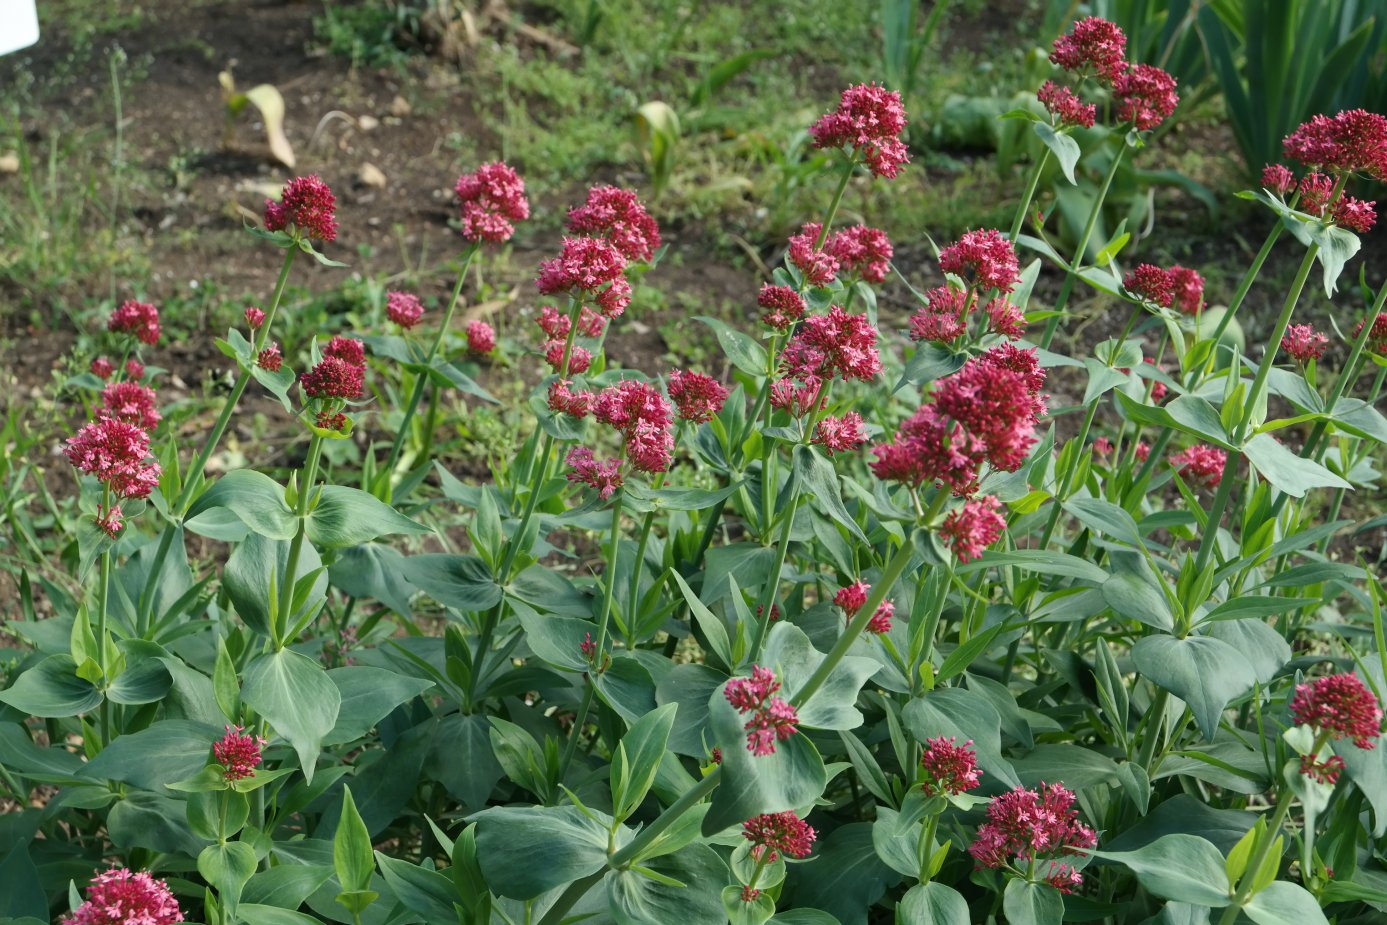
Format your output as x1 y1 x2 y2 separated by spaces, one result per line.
1191 451 1238 579
748 491 802 664
97 485 112 745
1237 244 1319 441
1039 144 1127 350
610 769 722 868
815 155 858 249
1036 399 1102 549
380 244 478 484
534 872 607 925
1198 222 1285 380
275 433 325 649
137 245 299 632
1216 783 1297 925
793 536 915 708
920 813 941 883
1135 688 1170 772
1008 148 1050 244
559 485 627 777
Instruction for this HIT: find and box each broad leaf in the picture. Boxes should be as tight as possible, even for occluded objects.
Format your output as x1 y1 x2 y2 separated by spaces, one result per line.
242 648 341 783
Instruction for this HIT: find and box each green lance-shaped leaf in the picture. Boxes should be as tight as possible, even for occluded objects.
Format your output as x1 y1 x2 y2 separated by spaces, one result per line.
613 702 678 821
187 469 296 540
305 486 429 549
241 648 340 783
472 804 613 899
1131 634 1257 740
1087 833 1232 907
1033 121 1081 185
334 785 379 915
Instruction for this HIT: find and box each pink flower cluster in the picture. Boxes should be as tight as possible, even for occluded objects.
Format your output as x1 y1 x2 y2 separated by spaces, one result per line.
1281 324 1329 364
1049 16 1127 84
62 868 183 925
258 344 283 372
386 291 425 330
245 306 266 329
758 284 807 331
828 224 894 284
1114 64 1179 131
834 580 894 634
940 495 1007 563
780 305 882 383
1291 673 1383 750
566 379 677 495
872 346 1047 496
725 665 800 756
919 736 982 796
1046 18 1177 133
214 724 266 782
1354 312 1387 354
536 236 631 319
743 811 816 862
1284 109 1387 178
301 336 367 402
565 447 623 499
264 174 338 242
64 408 162 536
667 370 729 424
1123 263 1204 314
969 782 1098 894
467 319 496 355
1261 110 1387 233
939 229 1021 293
809 82 909 179
1037 81 1096 129
108 300 161 346
813 412 867 455
1170 444 1226 491
101 382 162 431
455 161 530 244
566 185 661 263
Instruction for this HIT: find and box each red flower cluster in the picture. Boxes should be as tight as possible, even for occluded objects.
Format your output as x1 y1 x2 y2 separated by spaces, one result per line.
548 379 592 419
743 811 817 862
467 320 496 355
1283 109 1387 178
725 665 800 756
909 287 969 345
1037 81 1096 129
1354 312 1387 353
919 736 983 796
546 341 591 374
64 417 161 504
258 344 283 372
667 370 729 424
1170 444 1226 490
809 82 909 179
91 357 115 379
1282 324 1329 364
968 782 1098 893
264 175 338 243
758 284 807 331
455 161 530 244
1124 263 1203 314
827 224 893 284
1290 673 1383 750
593 379 675 473
101 382 162 431
939 229 1021 293
941 495 1007 563
536 236 631 319
813 412 867 455
787 223 840 287
1262 164 1296 196
386 291 424 330
834 580 894 634
301 336 367 405
126 359 144 381
566 185 660 263
769 376 824 418
565 446 623 499
872 347 1047 495
244 306 266 329
108 300 161 346
214 724 266 782
1333 195 1378 233
62 868 183 925
1114 64 1179 131
780 305 882 383
1049 17 1127 84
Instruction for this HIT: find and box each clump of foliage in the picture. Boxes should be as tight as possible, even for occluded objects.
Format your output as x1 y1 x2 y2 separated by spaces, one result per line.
5 14 1387 925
